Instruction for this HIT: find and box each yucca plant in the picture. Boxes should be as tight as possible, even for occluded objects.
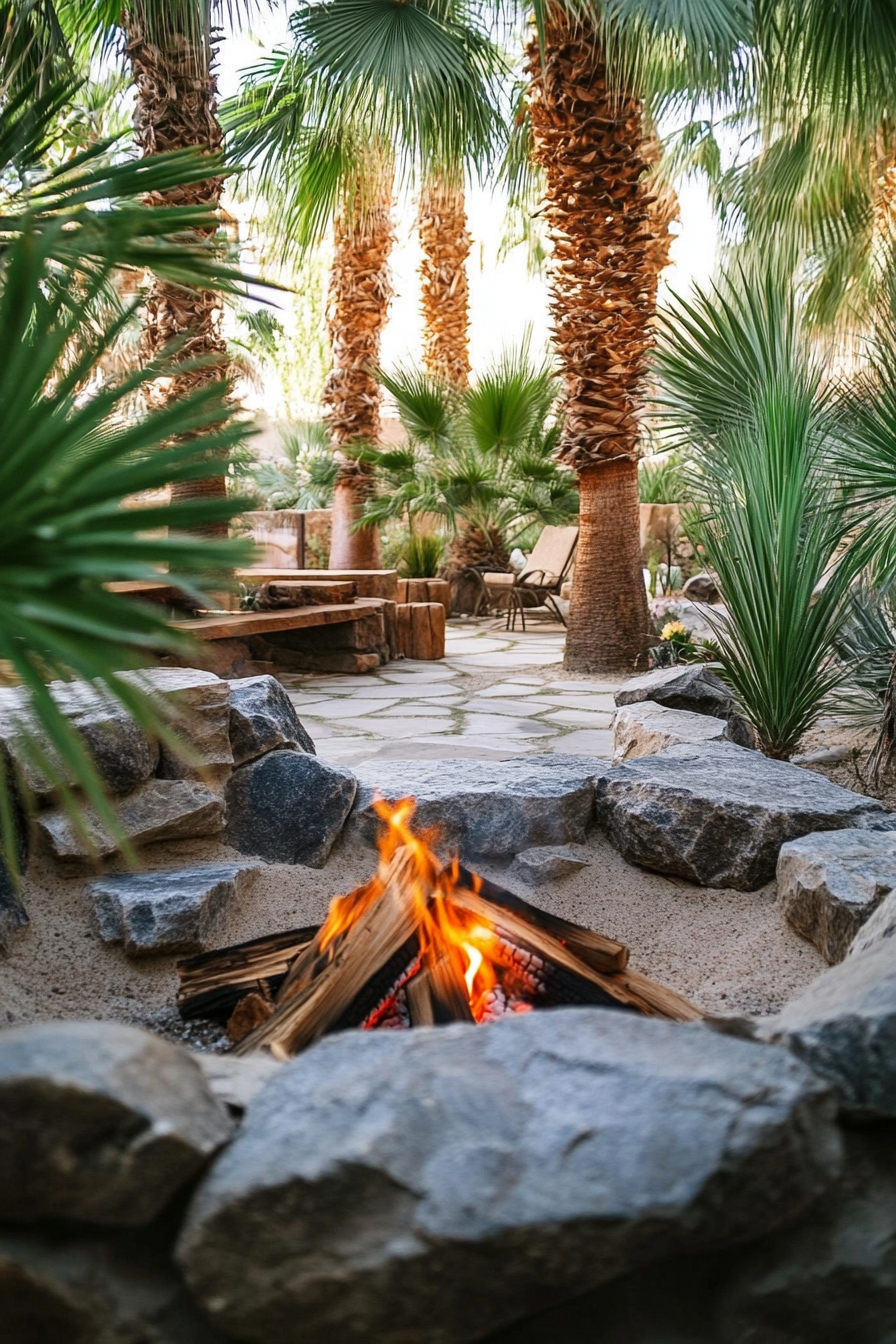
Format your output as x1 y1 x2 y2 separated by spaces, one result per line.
400 532 445 579
0 220 254 876
638 451 690 505
653 262 863 759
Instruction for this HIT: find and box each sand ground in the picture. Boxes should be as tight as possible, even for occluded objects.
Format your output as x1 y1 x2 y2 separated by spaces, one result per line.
0 822 825 1050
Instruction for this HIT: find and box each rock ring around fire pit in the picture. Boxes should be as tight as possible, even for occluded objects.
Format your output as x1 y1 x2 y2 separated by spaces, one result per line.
347 756 598 859
177 1009 841 1344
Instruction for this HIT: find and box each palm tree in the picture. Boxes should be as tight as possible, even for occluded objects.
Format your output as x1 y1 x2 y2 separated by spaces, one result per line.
227 0 504 566
418 172 473 387
43 3 269 535
358 347 579 567
523 2 748 674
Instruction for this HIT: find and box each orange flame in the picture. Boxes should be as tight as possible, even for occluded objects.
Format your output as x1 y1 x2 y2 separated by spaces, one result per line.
316 796 504 1021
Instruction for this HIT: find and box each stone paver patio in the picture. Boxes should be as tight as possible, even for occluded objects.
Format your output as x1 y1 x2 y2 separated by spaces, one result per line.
280 618 622 767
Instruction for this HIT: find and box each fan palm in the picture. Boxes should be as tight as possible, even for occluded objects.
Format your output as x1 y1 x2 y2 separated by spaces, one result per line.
0 221 254 876
0 64 261 879
358 346 578 571
227 0 506 566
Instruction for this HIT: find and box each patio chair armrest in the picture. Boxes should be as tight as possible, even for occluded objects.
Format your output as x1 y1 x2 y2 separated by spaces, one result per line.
517 568 556 589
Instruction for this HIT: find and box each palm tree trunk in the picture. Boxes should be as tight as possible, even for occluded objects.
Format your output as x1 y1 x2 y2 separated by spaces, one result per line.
527 8 666 673
323 167 394 569
418 178 472 387
126 10 229 539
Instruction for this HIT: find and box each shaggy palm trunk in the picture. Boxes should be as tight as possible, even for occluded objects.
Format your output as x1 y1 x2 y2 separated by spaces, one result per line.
527 10 666 673
418 179 472 388
127 13 229 539
324 170 394 569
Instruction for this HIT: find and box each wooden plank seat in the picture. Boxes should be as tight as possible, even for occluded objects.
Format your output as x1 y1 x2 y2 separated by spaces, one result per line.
237 568 398 601
176 604 369 641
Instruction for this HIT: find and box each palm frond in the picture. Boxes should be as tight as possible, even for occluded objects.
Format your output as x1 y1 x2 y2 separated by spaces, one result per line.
0 220 255 873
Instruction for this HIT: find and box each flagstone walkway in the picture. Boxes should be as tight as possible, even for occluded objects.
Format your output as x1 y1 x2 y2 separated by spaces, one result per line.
280 618 622 768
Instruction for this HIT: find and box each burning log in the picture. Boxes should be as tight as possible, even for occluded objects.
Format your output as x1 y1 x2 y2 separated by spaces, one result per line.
174 798 702 1061
175 925 319 1023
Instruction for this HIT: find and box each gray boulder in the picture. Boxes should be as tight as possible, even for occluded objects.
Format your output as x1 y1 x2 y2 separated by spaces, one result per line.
778 829 896 964
682 572 720 603
36 779 224 869
349 755 597 859
87 864 253 957
177 1009 840 1344
850 888 896 958
0 1223 229 1344
119 667 232 781
615 664 733 719
225 749 356 867
228 675 315 764
0 1022 232 1225
613 702 732 763
761 937 896 1119
595 743 885 890
506 844 591 885
720 1127 896 1344
0 681 158 799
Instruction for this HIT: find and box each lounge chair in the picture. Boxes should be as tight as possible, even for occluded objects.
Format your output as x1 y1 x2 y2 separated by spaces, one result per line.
474 525 578 630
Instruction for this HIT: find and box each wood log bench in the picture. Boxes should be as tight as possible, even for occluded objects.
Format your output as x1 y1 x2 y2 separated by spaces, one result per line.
237 569 399 601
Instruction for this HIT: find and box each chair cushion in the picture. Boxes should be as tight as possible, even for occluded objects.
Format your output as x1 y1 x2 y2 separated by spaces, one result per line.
483 572 515 586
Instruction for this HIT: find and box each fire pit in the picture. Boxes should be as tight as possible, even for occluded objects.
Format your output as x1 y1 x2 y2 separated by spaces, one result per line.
175 799 701 1058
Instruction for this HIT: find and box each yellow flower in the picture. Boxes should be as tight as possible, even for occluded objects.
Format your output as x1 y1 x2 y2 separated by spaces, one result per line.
661 620 688 641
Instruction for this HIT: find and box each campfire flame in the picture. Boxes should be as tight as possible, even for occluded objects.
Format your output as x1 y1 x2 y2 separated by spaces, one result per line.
214 793 699 1061
311 796 534 1025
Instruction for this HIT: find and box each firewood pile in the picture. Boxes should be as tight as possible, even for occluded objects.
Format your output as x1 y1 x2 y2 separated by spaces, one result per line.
176 800 701 1059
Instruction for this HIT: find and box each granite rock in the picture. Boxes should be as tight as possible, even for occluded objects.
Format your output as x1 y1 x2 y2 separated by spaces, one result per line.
762 936 896 1119
0 1022 232 1225
506 844 591 885
720 1127 896 1344
36 779 223 868
225 749 356 867
778 828 896 963
349 755 597 859
682 572 720 604
849 888 896 959
0 1223 229 1344
615 664 733 719
87 864 251 957
595 743 885 890
119 668 232 782
177 1009 840 1344
227 675 315 764
0 681 158 799
612 702 732 763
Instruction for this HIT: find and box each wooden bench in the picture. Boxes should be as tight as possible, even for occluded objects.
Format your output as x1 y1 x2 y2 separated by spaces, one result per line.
237 569 398 601
175 604 370 641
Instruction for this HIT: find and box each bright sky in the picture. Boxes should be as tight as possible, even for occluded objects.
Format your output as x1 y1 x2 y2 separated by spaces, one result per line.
217 11 719 392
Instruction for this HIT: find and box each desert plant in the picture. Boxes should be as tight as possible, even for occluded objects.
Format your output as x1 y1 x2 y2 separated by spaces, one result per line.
653 262 864 759
227 0 505 566
400 532 445 579
0 221 253 872
638 452 690 505
359 344 578 566
249 421 339 510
